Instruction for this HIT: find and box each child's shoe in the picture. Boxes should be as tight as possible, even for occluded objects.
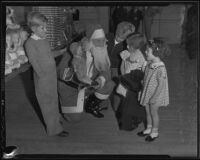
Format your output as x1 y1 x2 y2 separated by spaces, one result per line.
137 131 150 137
145 131 159 142
145 135 159 142
137 125 152 137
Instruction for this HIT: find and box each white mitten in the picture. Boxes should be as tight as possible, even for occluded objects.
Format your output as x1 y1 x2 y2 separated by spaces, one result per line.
116 83 127 97
120 50 130 60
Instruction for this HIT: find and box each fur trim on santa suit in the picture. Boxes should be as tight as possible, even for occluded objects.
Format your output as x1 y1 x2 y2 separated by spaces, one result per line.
91 29 105 39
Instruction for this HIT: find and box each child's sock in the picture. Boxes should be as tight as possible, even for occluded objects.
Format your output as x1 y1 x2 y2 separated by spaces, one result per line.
143 125 152 134
150 128 159 138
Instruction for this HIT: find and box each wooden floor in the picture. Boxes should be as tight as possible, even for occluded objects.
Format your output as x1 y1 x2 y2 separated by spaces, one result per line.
5 44 198 156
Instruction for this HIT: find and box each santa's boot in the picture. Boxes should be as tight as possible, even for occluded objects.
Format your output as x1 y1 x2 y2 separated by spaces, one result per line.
85 94 104 118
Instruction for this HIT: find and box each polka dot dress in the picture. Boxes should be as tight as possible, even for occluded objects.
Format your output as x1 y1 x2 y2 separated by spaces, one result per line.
140 62 169 107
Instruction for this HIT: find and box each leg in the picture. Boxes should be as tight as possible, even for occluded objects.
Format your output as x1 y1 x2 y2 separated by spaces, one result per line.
35 78 64 136
145 105 160 141
84 93 104 118
137 104 152 136
149 105 160 137
145 104 153 130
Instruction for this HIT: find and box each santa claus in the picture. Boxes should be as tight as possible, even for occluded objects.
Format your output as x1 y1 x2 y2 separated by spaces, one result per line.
83 24 115 118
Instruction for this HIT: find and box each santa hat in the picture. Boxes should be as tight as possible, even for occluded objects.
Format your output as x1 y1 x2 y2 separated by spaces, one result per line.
86 24 105 39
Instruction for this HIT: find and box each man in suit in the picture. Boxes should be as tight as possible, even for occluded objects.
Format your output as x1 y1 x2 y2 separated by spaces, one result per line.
106 21 135 112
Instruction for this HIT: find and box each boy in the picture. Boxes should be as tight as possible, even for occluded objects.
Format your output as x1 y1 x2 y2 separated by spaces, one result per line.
25 12 68 137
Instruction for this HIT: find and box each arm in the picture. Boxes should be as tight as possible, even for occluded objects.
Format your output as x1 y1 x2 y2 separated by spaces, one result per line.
94 68 112 89
57 52 72 80
120 60 126 75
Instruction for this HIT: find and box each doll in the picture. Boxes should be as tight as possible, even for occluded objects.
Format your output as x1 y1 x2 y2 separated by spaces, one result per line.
16 29 29 64
70 41 93 85
6 29 21 70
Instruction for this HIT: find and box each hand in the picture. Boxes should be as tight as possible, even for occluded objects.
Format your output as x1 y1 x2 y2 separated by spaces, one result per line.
91 80 100 89
120 50 130 60
116 84 127 97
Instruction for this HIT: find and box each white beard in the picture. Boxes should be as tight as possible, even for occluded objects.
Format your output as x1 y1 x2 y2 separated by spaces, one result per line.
91 45 110 72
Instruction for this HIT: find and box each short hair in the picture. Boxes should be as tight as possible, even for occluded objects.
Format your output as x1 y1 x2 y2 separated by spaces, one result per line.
146 38 171 60
115 21 135 40
27 11 48 28
126 32 146 50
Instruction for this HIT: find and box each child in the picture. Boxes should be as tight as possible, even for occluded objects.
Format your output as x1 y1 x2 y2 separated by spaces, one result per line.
25 12 68 137
137 39 170 142
115 33 146 129
120 32 147 75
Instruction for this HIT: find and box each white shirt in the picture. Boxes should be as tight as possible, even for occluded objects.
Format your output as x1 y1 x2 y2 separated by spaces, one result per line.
114 39 119 46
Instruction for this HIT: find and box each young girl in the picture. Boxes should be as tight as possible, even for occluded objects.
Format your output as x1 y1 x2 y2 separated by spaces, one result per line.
120 32 147 75
138 39 170 142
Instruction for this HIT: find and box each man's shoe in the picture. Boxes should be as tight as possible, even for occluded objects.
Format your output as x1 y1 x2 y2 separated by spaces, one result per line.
85 107 104 118
145 135 159 142
137 131 150 137
90 109 104 118
57 131 69 137
98 106 108 111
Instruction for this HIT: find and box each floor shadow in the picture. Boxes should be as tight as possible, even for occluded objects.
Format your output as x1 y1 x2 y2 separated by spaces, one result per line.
19 69 46 127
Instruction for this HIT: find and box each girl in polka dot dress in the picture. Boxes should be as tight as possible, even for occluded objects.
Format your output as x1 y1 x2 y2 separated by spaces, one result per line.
138 39 170 142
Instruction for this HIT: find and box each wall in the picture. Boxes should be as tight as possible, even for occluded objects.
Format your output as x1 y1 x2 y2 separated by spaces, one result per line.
76 6 109 33
9 5 185 44
151 4 185 44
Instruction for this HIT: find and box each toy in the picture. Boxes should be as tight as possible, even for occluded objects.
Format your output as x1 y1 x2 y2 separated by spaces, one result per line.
5 7 29 75
6 30 21 70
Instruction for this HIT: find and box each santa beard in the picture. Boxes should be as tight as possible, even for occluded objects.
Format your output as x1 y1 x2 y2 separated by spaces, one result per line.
90 44 110 72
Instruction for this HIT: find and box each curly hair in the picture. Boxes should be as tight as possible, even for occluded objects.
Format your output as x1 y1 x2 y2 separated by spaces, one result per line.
147 37 171 60
115 21 135 40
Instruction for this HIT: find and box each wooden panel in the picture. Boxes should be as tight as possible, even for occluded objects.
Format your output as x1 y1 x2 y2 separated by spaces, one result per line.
151 4 185 44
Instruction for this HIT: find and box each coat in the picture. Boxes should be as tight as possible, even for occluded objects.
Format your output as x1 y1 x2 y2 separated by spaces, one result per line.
25 37 63 136
106 33 127 70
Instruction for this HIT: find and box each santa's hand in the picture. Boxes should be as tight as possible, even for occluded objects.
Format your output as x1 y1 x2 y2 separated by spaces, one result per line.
116 84 127 97
81 77 92 85
90 80 101 89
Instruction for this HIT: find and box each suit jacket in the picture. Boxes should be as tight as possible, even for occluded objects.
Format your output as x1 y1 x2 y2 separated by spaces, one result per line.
106 33 127 69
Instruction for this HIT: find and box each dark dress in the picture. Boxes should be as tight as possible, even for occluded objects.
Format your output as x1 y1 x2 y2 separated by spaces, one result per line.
25 38 63 136
117 70 146 131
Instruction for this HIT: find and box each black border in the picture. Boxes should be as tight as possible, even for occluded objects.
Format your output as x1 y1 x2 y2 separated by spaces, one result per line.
1 0 199 159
